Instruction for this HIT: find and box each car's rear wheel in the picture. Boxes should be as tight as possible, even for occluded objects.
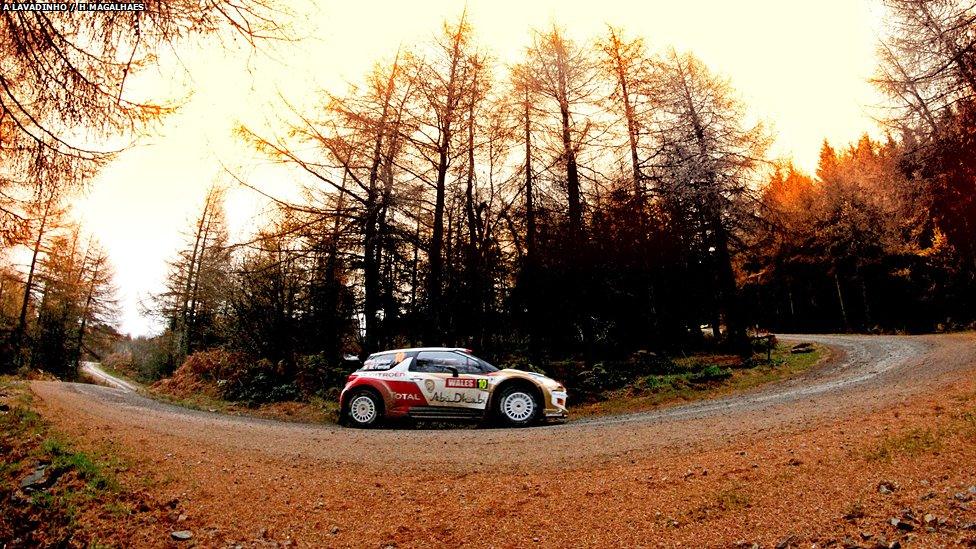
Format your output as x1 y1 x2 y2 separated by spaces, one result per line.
495 385 539 427
345 390 382 428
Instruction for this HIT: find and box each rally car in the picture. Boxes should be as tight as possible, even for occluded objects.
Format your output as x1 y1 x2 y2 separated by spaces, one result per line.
338 347 568 428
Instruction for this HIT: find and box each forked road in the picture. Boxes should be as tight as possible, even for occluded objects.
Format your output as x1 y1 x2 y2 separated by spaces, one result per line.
31 333 976 471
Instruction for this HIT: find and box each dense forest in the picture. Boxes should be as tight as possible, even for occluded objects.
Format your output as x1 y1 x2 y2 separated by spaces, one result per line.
2 1 975 402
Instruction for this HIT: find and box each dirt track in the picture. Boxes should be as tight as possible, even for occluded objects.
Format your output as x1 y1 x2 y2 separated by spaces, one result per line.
32 335 950 468
28 334 976 547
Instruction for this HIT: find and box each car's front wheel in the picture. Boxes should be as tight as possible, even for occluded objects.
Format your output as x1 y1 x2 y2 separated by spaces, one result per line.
495 385 539 427
344 389 383 428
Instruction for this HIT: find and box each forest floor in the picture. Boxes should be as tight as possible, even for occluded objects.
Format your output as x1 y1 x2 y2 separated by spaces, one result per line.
13 333 976 547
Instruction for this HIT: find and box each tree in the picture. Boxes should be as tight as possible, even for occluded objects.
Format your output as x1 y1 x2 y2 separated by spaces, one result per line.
32 228 117 377
524 26 602 237
598 26 654 196
0 1 285 243
401 12 488 341
873 0 976 134
242 53 412 353
874 0 976 321
151 185 231 368
649 50 771 350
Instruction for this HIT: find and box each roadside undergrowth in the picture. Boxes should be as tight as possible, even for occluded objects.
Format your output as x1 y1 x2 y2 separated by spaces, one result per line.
0 376 170 547
148 389 340 424
571 343 827 418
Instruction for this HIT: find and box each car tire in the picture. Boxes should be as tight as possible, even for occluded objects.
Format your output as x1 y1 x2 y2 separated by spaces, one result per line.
495 385 539 427
344 389 383 428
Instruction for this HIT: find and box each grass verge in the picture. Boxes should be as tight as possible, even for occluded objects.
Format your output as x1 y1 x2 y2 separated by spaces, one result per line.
0 376 164 547
571 343 827 418
863 404 976 462
148 390 340 424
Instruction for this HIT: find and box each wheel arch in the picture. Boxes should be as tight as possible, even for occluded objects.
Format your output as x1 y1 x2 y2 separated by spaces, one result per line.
342 383 386 416
488 378 544 420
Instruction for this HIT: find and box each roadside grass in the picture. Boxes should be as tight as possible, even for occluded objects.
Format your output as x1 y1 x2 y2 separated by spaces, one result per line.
571 343 827 418
863 427 942 461
686 482 752 521
863 401 976 462
148 389 340 424
0 376 149 546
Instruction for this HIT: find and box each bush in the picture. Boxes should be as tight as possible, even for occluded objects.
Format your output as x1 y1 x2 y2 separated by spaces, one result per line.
497 355 547 375
628 350 676 376
154 349 358 405
222 359 299 405
295 353 355 398
108 334 177 382
152 349 248 399
750 334 778 359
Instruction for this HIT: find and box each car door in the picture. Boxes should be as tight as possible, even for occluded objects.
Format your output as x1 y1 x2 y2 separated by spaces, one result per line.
410 351 490 410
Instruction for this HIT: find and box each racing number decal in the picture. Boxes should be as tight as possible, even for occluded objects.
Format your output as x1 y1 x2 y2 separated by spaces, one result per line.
419 375 491 409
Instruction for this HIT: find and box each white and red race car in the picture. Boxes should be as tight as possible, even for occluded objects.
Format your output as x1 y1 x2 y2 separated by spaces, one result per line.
338 347 568 427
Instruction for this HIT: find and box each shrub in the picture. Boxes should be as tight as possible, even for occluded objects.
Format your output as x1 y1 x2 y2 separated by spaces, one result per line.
628 350 677 376
295 353 356 398
218 358 301 405
497 355 547 375
689 364 733 384
152 349 248 399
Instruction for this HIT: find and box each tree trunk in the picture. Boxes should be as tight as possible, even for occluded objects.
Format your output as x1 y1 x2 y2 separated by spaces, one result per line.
74 261 99 371
15 193 55 367
834 271 850 332
712 217 747 352
555 40 584 236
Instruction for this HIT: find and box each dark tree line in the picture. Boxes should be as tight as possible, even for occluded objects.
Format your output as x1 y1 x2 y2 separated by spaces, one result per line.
148 18 772 384
745 0 976 333
10 2 976 390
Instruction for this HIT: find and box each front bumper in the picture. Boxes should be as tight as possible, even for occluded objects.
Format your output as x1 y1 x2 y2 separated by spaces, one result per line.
544 390 568 420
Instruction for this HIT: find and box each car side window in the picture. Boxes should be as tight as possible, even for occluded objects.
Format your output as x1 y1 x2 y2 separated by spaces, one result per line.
411 351 476 374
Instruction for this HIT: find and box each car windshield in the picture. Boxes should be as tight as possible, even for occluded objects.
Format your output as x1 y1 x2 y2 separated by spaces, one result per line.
460 352 499 373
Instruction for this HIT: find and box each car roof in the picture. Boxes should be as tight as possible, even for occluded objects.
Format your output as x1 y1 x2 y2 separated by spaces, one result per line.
370 347 470 355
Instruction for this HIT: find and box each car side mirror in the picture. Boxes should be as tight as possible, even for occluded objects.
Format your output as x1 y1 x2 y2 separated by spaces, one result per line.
445 366 459 377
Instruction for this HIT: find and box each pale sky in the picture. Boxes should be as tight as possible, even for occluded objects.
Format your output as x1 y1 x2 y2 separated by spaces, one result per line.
71 0 887 336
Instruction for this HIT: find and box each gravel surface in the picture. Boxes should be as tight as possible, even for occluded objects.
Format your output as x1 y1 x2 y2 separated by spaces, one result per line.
27 333 976 547
32 335 945 469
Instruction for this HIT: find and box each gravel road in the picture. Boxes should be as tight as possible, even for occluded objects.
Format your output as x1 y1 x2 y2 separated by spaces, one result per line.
30 334 973 470
26 333 976 547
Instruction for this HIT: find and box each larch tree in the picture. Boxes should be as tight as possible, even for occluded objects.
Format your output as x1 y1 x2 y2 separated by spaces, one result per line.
524 26 602 238
152 185 231 367
649 49 771 350
32 228 117 377
0 1 286 243
401 12 488 342
597 26 655 197
241 54 412 353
